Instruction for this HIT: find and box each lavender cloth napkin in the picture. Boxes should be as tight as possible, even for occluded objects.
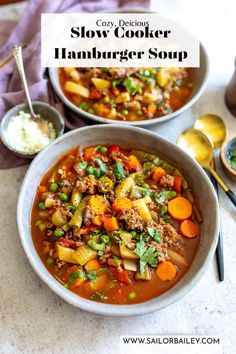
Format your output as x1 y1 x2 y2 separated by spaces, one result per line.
0 0 149 169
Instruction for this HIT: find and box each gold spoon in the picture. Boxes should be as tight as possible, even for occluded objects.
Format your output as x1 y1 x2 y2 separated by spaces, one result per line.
194 114 227 149
194 114 226 281
177 128 236 207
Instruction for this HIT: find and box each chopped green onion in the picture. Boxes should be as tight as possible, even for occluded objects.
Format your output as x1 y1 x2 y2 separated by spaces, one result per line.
101 235 110 244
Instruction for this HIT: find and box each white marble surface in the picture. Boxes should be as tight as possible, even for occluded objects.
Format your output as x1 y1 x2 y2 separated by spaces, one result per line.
0 1 236 353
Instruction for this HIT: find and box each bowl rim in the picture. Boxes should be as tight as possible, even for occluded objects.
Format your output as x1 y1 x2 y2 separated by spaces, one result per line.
0 101 65 158
48 36 209 126
17 124 219 316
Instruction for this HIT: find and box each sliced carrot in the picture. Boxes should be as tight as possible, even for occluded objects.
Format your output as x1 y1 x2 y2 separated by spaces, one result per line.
70 278 85 290
180 219 199 238
173 175 182 193
168 197 192 220
92 215 103 226
112 197 133 212
156 261 177 281
89 195 109 215
85 259 100 271
126 155 142 171
153 167 166 182
89 274 107 291
147 104 156 114
104 216 119 232
84 147 96 161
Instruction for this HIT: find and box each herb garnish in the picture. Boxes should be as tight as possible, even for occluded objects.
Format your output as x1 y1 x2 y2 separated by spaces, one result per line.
113 161 126 180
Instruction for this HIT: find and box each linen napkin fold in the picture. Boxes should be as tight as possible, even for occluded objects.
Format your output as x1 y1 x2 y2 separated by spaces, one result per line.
0 0 149 169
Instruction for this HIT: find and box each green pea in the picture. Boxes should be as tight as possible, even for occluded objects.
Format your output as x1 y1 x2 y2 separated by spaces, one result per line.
130 231 137 239
88 108 94 114
60 193 69 202
101 235 109 244
38 202 46 210
121 109 128 115
50 183 58 192
128 291 137 300
86 166 95 175
98 146 108 154
46 257 54 265
54 228 64 238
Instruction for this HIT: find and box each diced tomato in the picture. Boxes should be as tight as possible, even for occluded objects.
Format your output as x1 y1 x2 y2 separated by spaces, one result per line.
108 145 120 154
173 175 182 193
59 238 76 249
84 147 96 161
90 87 102 100
110 266 131 285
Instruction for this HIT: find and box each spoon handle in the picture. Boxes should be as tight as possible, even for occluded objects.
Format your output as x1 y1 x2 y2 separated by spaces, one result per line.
226 190 236 207
209 167 236 208
210 159 224 281
12 45 35 117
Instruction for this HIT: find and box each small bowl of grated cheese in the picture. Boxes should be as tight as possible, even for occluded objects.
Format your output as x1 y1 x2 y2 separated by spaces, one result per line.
0 101 65 159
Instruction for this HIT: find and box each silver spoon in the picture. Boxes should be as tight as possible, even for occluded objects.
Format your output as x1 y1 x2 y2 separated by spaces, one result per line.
12 44 49 136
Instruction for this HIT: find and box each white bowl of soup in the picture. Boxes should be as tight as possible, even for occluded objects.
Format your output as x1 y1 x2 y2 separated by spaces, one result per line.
17 125 219 316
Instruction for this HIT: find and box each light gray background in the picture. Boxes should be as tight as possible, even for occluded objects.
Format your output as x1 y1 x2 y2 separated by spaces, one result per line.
0 1 235 353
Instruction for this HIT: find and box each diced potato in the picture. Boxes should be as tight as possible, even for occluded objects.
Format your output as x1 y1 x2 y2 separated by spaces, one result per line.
135 267 152 280
119 232 132 243
168 250 188 267
107 108 117 119
156 68 170 87
64 81 89 98
73 245 97 265
91 78 111 90
71 188 82 207
119 244 139 260
44 197 55 208
56 244 79 264
108 258 122 267
111 244 120 257
115 177 135 198
116 92 130 103
64 67 80 82
69 196 90 227
89 195 109 215
132 199 152 222
61 223 71 232
143 196 152 204
123 259 138 272
142 89 161 104
51 209 67 227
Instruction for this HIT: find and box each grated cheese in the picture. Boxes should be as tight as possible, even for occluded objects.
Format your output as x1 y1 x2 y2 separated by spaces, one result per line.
6 111 56 154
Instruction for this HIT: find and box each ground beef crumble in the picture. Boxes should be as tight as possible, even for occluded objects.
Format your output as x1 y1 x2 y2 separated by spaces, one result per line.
118 208 144 230
76 177 98 194
159 174 175 189
83 205 96 226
